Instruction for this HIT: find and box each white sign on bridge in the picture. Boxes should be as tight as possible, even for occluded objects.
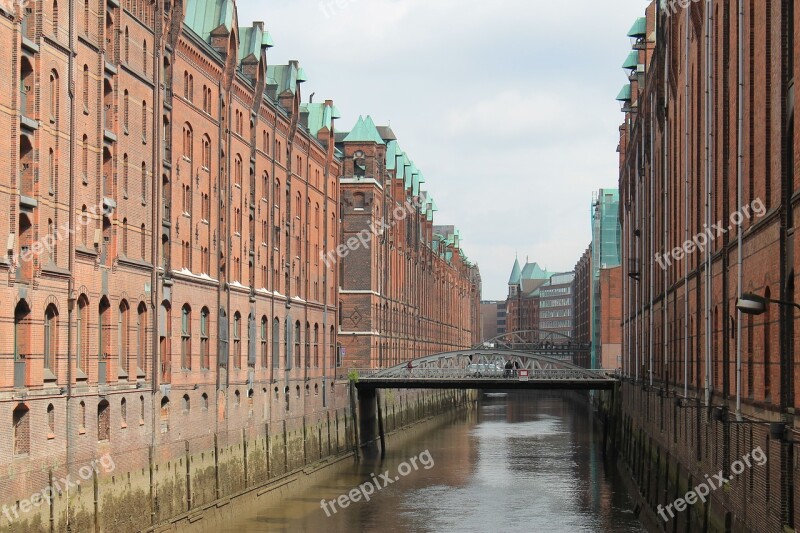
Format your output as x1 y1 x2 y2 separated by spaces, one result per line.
518 370 529 382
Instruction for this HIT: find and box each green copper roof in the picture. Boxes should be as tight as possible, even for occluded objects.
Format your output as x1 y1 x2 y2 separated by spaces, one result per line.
386 141 400 170
628 17 647 38
343 116 385 144
185 0 235 43
412 172 421 196
301 103 333 138
238 25 264 63
521 262 551 281
267 64 298 95
297 68 307 83
508 257 521 285
262 31 274 47
622 51 639 70
616 84 631 101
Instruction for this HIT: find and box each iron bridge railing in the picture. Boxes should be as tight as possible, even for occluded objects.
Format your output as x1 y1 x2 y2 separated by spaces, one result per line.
350 368 620 381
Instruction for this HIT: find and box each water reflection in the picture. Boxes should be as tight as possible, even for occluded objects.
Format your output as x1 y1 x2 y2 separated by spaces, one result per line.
215 392 646 533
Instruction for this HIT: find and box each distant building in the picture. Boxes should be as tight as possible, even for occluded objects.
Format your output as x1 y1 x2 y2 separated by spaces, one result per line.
506 257 554 340
591 189 621 368
480 300 507 341
538 272 575 339
598 267 622 369
573 245 592 368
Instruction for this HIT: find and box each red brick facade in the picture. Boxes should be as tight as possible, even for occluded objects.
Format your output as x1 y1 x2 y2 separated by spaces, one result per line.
618 1 800 529
335 124 482 368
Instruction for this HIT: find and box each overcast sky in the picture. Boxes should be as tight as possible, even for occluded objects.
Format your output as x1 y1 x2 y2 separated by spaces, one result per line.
237 0 645 300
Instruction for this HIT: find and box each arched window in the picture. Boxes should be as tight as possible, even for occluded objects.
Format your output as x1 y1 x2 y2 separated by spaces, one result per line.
82 135 89 182
120 398 127 427
53 0 59 34
136 302 146 375
12 404 30 455
261 316 268 368
97 400 110 441
98 298 111 379
200 307 209 369
141 162 147 203
183 394 190 413
124 27 129 63
183 71 189 99
159 397 169 433
140 223 146 259
181 304 191 370
121 218 128 256
305 322 310 368
764 287 772 401
183 123 193 161
330 325 336 368
122 153 129 197
49 70 60 124
142 40 148 75
47 403 55 437
284 319 290 369
44 304 58 377
234 155 242 186
294 321 301 368
233 312 241 369
118 300 130 375
123 90 129 132
272 318 280 370
48 149 55 194
314 324 319 368
202 134 211 169
141 101 147 140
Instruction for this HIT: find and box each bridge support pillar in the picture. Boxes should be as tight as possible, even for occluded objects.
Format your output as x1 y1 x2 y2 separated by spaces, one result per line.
357 387 380 453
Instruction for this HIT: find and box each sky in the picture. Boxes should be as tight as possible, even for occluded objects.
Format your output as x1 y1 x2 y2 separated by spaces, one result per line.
237 0 646 300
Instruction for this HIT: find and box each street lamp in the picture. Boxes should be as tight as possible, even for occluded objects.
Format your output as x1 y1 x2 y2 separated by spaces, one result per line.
736 292 800 315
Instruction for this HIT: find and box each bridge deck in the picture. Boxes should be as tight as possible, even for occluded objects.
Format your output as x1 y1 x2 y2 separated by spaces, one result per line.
356 377 616 391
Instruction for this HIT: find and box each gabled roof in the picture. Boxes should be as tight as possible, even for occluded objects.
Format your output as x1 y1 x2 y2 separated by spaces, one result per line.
342 116 385 145
628 17 647 38
267 64 298 95
185 0 235 43
301 103 333 139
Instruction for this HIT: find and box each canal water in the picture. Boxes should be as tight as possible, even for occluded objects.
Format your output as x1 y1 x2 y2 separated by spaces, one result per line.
217 392 647 532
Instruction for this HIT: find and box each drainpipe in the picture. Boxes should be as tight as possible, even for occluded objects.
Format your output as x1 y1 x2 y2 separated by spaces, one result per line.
66 0 76 526
649 93 655 391
735 0 744 420
704 0 714 407
684 3 691 398
662 27 669 390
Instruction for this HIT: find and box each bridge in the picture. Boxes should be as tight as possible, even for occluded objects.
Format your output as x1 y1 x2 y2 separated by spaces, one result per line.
352 349 616 391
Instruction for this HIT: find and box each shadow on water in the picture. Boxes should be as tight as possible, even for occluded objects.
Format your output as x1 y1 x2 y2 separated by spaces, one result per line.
213 392 646 533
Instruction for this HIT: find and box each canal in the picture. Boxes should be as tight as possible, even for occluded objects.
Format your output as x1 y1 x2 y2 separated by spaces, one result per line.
213 392 646 532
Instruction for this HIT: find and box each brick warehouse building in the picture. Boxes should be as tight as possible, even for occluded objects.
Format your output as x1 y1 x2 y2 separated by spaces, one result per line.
0 0 480 530
617 1 800 530
334 117 482 368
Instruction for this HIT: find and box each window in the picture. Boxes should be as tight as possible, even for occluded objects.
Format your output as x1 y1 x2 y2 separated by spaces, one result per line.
49 70 59 124
272 318 280 370
183 394 190 413
234 155 242 186
47 404 55 437
305 322 310 368
120 398 127 427
202 135 211 169
123 90 129 132
124 27 129 63
314 324 319 368
140 224 146 260
294 321 301 368
97 400 110 441
98 298 111 373
48 149 55 194
200 308 209 370
183 123 193 161
142 40 148 75
44 305 58 377
181 305 191 370
261 316 268 368
82 135 89 183
12 405 30 455
354 193 365 210
137 303 146 374
141 101 147 141
201 393 208 410
141 162 147 203
53 0 59 34
122 154 129 197
233 312 241 369
77 296 88 374
159 397 169 433
118 300 129 375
